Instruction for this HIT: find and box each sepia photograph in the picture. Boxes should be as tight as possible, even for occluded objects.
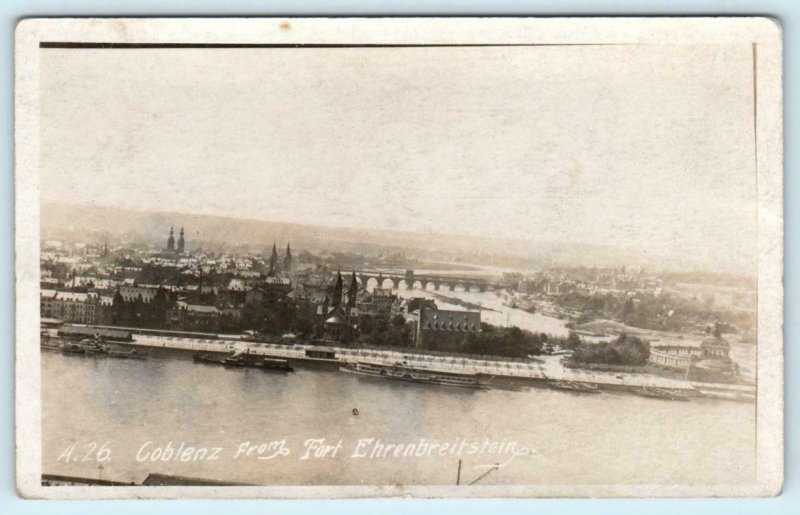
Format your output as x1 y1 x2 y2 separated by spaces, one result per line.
14 17 783 499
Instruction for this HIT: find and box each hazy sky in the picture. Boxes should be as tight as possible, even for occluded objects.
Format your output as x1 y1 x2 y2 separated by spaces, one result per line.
40 44 757 272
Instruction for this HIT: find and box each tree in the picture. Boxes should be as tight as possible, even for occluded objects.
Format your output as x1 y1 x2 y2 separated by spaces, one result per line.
391 314 407 330
565 331 582 349
571 333 650 366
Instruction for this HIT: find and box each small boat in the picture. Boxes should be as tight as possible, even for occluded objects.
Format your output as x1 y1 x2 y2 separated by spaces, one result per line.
60 339 111 356
223 354 252 367
224 354 294 372
61 342 86 354
193 353 225 365
547 379 600 394
223 348 268 368
260 357 293 372
340 361 490 389
107 348 148 360
637 386 689 401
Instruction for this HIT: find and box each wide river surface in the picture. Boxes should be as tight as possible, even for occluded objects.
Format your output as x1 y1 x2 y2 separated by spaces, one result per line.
42 348 755 487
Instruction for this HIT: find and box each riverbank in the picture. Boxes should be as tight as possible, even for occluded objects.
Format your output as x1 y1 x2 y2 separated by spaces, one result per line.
81 332 755 401
425 291 501 313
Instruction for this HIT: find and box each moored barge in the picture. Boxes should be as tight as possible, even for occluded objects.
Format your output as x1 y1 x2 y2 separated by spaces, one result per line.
547 379 601 394
340 360 490 389
636 386 689 401
194 352 293 372
43 338 147 359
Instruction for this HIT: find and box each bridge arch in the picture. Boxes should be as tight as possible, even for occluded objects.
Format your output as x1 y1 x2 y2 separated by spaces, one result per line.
364 277 380 292
355 270 501 294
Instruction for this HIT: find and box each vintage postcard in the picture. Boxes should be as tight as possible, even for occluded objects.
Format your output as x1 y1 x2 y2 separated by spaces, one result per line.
15 17 783 499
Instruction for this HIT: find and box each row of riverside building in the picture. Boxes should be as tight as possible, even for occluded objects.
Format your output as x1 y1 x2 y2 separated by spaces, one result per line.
40 227 481 347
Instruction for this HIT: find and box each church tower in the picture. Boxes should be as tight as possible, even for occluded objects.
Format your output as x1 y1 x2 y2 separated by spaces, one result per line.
269 242 279 275
347 271 358 308
283 243 292 275
167 227 175 252
177 227 185 254
332 270 343 307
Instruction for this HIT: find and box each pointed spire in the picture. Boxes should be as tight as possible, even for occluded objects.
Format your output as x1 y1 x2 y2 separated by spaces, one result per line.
347 271 358 308
332 270 343 307
177 226 186 253
269 241 279 275
283 242 293 275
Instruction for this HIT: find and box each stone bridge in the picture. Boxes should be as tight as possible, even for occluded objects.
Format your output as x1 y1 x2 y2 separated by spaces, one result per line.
346 269 503 293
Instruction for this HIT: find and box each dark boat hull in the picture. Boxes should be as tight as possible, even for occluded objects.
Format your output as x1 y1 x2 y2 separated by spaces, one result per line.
636 387 689 401
194 353 293 372
340 362 489 389
547 380 601 394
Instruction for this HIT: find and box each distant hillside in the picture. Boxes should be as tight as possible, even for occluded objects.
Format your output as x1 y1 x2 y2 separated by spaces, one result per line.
40 202 735 274
42 202 539 261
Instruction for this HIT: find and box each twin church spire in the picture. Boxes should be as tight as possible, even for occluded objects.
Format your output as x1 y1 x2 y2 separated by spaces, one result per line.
166 226 186 254
268 241 293 276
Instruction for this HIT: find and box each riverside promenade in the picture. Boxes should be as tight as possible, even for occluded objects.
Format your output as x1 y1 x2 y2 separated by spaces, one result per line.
118 333 755 398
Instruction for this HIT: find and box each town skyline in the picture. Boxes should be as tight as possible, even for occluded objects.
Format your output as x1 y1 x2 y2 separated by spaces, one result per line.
41 200 756 279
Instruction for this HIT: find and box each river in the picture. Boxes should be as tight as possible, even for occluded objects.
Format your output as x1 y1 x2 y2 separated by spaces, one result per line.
391 285 574 336
42 350 755 487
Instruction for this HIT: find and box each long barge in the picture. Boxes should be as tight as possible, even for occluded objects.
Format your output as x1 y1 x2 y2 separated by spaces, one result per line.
42 338 147 360
634 386 689 401
340 360 490 389
193 351 293 372
546 379 601 394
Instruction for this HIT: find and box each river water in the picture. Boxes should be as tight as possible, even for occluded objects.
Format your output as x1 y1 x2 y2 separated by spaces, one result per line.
392 286 575 336
42 349 755 487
